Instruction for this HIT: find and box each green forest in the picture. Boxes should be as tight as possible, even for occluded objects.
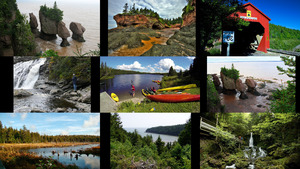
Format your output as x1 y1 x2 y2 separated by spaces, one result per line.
40 1 63 22
111 113 191 168
0 121 99 143
269 23 300 51
146 124 185 136
200 113 300 169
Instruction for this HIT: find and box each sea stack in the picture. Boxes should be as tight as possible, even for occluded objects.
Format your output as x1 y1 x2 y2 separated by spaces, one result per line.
39 10 57 40
29 13 40 37
58 21 70 47
69 22 86 42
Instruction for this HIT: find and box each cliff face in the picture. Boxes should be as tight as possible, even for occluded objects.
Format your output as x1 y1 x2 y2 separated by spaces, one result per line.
182 0 196 27
113 14 164 29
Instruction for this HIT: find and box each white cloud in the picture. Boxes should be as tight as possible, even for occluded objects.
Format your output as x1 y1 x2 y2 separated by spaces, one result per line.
60 130 69 135
116 61 146 70
30 125 36 131
83 114 100 128
155 58 185 72
187 56 195 61
21 113 27 121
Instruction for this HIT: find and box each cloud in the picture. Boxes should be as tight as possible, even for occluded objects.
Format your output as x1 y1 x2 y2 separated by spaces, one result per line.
60 130 69 135
187 56 195 61
21 113 27 121
155 58 185 72
30 125 36 131
83 114 100 128
116 61 146 70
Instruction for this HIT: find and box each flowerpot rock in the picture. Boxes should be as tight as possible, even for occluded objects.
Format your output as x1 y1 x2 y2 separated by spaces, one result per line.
220 72 237 95
39 10 57 40
58 21 70 47
69 22 86 42
246 78 261 96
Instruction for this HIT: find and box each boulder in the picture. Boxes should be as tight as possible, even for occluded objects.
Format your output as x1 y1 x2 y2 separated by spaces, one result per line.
246 79 261 95
152 22 164 30
58 21 70 39
69 22 86 42
14 89 33 97
113 14 149 27
29 13 38 29
236 78 246 92
39 10 57 40
212 74 221 87
50 89 62 95
239 92 248 99
220 72 236 90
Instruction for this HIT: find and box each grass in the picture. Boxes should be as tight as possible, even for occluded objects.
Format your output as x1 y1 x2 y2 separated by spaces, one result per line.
78 145 100 156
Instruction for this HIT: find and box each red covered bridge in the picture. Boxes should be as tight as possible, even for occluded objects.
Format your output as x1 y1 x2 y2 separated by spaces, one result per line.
225 2 271 54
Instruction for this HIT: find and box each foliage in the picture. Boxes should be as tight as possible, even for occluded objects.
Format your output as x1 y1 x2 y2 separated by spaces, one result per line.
168 66 177 76
73 43 100 56
178 118 191 146
0 121 99 143
207 75 221 113
40 1 63 22
0 0 17 36
270 56 296 113
182 0 195 17
48 56 91 84
220 64 240 80
110 113 191 169
269 23 300 51
36 157 57 169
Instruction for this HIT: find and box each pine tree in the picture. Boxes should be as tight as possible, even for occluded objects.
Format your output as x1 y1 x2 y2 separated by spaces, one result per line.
155 136 164 155
123 3 128 14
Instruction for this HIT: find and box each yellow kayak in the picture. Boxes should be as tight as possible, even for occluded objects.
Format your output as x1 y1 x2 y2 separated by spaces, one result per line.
111 93 119 102
142 89 150 96
157 84 197 92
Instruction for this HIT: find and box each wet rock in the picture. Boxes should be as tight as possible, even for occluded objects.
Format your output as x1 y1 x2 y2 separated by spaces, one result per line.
57 21 70 47
70 92 78 96
56 108 66 112
220 72 236 90
236 78 246 92
39 10 57 40
212 74 221 87
246 79 257 90
70 96 79 101
14 89 33 97
70 22 86 42
114 14 150 28
31 108 45 112
257 104 262 108
239 92 248 99
152 22 164 29
261 93 268 97
29 13 39 37
267 95 275 101
50 89 62 95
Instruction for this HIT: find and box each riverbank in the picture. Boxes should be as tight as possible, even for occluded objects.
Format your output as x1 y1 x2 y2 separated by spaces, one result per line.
0 142 98 149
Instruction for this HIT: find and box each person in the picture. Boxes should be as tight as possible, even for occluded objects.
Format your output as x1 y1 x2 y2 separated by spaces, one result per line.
72 74 77 92
131 84 135 97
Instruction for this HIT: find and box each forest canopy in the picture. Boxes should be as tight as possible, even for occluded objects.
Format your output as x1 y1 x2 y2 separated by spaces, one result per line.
146 124 185 136
40 1 63 22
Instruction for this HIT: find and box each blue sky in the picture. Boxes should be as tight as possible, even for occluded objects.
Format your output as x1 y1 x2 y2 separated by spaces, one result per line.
247 0 300 30
118 113 191 128
100 57 195 73
108 0 188 29
0 113 100 136
207 56 284 63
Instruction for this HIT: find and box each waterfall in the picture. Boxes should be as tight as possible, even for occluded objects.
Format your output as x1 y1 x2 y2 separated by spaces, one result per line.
14 58 46 89
249 132 254 147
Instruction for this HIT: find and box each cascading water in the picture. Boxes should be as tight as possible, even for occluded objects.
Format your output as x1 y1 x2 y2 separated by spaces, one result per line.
14 58 46 89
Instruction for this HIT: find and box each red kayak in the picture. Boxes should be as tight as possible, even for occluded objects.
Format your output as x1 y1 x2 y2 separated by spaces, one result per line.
146 94 200 103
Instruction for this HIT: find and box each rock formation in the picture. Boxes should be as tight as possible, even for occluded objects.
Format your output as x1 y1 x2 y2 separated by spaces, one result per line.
236 78 248 99
182 0 196 27
39 10 57 40
152 22 164 30
246 79 261 96
220 72 237 94
57 21 70 47
69 22 86 42
29 13 40 37
0 11 16 56
114 14 150 28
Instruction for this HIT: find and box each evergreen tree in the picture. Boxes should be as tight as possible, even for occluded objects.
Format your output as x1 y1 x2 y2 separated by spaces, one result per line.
155 136 165 155
123 3 128 14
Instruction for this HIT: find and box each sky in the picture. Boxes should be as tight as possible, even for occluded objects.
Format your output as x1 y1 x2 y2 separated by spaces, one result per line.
247 0 300 30
17 0 99 4
117 113 191 128
0 113 100 136
100 56 195 73
207 56 284 63
108 0 188 29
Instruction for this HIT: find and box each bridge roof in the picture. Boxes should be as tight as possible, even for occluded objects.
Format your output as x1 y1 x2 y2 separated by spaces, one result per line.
243 2 271 21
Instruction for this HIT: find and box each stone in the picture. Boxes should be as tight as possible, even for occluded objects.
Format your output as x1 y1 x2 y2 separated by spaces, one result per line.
152 22 164 29
81 93 91 104
57 21 70 39
69 22 86 42
60 38 70 47
29 13 38 29
56 108 66 112
212 74 221 87
50 89 61 95
246 79 257 90
220 72 236 90
239 92 248 99
182 0 196 27
235 78 246 92
70 92 78 96
14 89 33 97
114 14 149 27
39 10 57 40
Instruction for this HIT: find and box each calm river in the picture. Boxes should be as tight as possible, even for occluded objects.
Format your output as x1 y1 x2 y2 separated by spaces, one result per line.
125 128 178 143
27 144 100 169
100 74 163 101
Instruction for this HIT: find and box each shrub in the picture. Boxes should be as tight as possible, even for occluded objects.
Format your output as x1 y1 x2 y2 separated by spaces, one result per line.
220 64 239 80
40 2 63 22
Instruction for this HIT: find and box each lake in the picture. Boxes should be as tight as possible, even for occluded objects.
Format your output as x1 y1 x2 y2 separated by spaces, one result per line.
27 144 100 169
124 128 179 143
17 0 100 56
100 74 163 101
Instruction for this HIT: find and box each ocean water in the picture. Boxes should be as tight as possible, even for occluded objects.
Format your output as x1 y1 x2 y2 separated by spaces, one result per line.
207 56 294 83
124 128 179 143
17 0 100 56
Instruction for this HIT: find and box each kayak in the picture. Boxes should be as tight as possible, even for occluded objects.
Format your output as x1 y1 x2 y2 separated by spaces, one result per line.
157 84 197 92
146 88 155 95
111 93 119 102
146 94 200 103
142 89 150 96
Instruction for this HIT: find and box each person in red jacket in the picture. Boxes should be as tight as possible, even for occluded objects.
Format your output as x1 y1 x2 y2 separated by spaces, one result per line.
131 84 135 97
